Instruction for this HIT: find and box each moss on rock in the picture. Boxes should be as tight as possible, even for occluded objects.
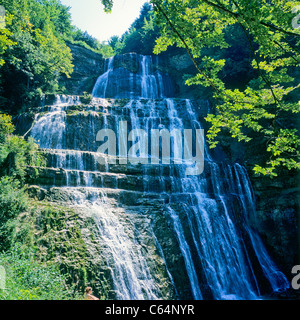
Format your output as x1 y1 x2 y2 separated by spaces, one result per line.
10 200 112 299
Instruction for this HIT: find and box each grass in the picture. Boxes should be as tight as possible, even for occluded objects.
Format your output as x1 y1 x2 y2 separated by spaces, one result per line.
0 245 82 300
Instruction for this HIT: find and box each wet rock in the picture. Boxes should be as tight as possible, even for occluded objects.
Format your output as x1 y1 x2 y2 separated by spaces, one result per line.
60 43 104 95
26 185 47 201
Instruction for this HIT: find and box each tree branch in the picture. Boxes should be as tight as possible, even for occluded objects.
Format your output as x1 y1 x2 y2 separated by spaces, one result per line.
273 40 299 64
151 1 221 94
202 0 300 38
230 0 280 106
152 0 279 108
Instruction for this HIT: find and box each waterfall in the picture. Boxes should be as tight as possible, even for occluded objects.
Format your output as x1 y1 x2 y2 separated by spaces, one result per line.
92 53 173 99
233 164 290 292
167 206 203 300
26 53 289 300
92 57 114 98
88 191 161 300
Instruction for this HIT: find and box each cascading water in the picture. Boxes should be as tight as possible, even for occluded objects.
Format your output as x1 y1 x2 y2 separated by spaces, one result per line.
92 57 114 98
26 53 289 300
92 53 174 99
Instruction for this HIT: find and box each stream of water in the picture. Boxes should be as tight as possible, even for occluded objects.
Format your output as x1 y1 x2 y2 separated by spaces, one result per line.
28 53 290 299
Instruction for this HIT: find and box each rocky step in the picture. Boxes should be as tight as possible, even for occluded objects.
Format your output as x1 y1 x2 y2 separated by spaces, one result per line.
18 111 205 150
43 186 170 206
18 99 208 137
27 185 233 209
26 161 239 196
64 112 198 130
27 185 244 226
26 166 189 193
26 98 209 118
41 149 212 177
41 149 234 181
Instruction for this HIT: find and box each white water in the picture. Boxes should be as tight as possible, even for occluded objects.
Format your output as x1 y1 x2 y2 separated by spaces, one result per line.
233 164 290 292
92 53 170 99
27 53 290 300
86 193 161 300
92 56 114 98
168 207 203 300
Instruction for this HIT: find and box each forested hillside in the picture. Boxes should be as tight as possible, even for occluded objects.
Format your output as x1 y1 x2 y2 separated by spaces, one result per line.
0 0 107 300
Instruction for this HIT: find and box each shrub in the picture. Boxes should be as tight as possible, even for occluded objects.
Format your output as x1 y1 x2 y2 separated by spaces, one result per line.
0 245 79 300
80 92 93 104
0 176 29 251
0 113 45 182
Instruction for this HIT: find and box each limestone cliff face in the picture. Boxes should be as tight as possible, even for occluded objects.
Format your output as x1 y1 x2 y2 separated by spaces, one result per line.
219 132 299 278
157 49 299 277
20 48 297 298
50 45 300 275
61 43 104 95
154 50 197 98
154 49 214 100
250 173 299 276
62 44 198 99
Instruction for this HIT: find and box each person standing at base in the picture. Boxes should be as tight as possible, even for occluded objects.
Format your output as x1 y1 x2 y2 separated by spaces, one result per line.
84 287 99 300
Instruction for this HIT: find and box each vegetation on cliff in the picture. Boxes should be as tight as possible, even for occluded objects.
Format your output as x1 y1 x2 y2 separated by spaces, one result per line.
0 0 111 112
108 3 160 55
0 114 100 300
103 0 300 178
0 244 72 300
0 0 73 111
153 0 300 178
0 114 61 299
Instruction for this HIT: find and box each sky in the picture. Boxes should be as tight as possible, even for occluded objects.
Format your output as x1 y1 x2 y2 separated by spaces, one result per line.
59 0 149 42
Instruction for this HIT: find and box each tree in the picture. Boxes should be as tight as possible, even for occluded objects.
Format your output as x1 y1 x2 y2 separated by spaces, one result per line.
101 0 113 13
0 13 15 67
153 0 300 177
0 0 73 110
112 3 160 55
102 0 300 177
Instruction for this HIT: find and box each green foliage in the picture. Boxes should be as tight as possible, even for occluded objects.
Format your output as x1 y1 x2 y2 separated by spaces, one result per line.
67 28 101 52
9 202 97 297
0 135 44 179
0 113 45 181
101 0 113 13
98 43 114 58
0 113 45 250
253 128 300 176
0 0 74 110
0 245 77 300
81 91 93 104
0 176 28 250
151 0 300 177
0 113 14 142
0 13 15 67
0 177 28 221
108 35 124 55
64 23 115 58
105 3 160 56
